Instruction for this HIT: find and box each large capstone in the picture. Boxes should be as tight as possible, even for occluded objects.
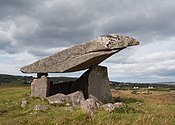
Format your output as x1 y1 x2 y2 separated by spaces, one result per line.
20 34 139 73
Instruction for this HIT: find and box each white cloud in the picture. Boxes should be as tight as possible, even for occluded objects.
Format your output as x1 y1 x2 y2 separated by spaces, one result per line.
104 41 175 82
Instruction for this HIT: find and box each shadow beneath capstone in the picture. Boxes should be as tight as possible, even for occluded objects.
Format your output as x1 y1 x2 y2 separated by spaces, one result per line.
49 81 74 95
49 80 89 100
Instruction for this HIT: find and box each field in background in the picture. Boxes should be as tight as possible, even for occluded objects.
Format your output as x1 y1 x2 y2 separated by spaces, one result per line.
0 85 175 125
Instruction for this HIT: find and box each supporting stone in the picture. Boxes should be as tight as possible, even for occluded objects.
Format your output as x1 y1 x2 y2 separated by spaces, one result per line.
31 73 50 98
71 70 89 99
88 66 113 103
71 65 113 103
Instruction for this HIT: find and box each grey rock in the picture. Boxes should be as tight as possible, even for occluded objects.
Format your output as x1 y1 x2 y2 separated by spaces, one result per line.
114 102 123 108
33 104 48 111
71 70 89 99
89 94 103 107
29 112 37 116
20 34 139 73
64 107 74 112
80 98 97 116
46 93 69 105
88 65 113 103
71 65 113 104
47 91 86 107
67 91 85 107
31 75 50 98
21 99 27 108
102 103 115 112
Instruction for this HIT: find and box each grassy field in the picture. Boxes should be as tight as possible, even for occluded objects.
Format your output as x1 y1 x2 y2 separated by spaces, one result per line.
0 85 175 125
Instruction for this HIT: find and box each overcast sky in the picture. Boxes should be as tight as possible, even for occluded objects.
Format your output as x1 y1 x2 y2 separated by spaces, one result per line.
0 0 175 83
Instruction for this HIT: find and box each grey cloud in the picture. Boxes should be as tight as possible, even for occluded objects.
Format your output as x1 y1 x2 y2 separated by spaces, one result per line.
10 0 99 52
1 0 175 53
0 31 16 54
1 0 175 82
103 47 138 64
28 48 52 57
100 0 175 43
155 69 175 77
2 0 175 56
0 0 43 20
0 38 11 50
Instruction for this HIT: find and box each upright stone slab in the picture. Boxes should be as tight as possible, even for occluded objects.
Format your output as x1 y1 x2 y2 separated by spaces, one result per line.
71 70 90 99
31 73 50 98
88 66 112 103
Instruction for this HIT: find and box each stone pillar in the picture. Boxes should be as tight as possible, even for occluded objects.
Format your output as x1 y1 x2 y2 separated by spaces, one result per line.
88 65 113 103
71 65 113 103
31 73 50 98
71 70 90 99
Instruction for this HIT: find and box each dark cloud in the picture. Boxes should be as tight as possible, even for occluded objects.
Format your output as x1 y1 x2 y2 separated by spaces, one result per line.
155 69 175 77
0 0 43 20
101 0 175 43
0 0 175 82
7 0 99 51
1 0 175 55
0 31 16 54
0 36 11 49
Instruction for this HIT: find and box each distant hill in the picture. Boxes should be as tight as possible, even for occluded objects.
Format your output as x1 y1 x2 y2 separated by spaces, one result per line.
0 74 33 85
0 74 174 86
0 74 77 85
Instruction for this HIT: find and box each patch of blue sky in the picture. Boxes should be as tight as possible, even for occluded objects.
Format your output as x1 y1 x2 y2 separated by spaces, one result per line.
0 55 14 63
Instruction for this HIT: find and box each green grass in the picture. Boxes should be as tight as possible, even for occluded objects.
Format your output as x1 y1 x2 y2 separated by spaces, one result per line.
0 86 175 125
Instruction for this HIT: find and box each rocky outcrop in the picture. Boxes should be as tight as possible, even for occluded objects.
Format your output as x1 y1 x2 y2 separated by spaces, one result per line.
46 93 69 105
21 98 27 108
20 34 139 73
67 91 85 107
46 91 85 107
102 102 123 112
33 104 48 111
102 103 115 112
80 98 97 116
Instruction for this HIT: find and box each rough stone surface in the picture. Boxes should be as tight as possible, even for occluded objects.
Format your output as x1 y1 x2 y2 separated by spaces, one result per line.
46 93 69 105
89 94 103 106
20 34 139 73
64 107 74 112
71 70 89 99
31 75 50 98
33 104 48 111
21 99 27 108
80 98 97 116
114 102 123 107
88 65 113 104
102 103 115 112
67 91 85 107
